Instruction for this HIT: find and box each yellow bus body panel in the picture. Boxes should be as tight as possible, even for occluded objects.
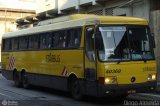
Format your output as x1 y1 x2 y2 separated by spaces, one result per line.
2 50 84 78
2 50 156 85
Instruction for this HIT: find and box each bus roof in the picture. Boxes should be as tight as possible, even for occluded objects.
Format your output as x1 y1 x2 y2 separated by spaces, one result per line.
3 14 148 39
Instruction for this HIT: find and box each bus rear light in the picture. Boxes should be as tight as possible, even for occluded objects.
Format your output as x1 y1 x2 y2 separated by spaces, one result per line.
98 77 104 84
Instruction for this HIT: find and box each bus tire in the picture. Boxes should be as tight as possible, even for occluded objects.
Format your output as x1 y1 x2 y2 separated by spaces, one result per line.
70 78 82 100
22 72 29 89
13 71 22 88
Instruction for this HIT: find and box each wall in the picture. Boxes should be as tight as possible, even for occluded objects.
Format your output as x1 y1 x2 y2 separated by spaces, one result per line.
36 0 98 14
36 0 58 14
150 10 160 70
132 0 150 20
150 0 160 80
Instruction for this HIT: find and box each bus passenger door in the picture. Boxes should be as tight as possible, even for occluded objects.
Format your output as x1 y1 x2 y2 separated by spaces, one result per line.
84 26 97 96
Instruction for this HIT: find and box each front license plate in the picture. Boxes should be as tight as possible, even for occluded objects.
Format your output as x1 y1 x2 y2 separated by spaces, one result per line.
127 90 136 94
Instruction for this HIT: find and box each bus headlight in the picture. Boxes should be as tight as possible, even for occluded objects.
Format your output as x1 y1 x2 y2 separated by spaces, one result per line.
105 77 117 84
152 74 156 80
148 74 156 81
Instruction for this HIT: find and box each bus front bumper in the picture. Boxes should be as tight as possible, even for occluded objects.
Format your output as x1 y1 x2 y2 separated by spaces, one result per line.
98 81 157 97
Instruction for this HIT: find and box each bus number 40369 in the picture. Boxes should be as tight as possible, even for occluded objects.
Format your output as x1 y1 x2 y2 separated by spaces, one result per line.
106 69 122 74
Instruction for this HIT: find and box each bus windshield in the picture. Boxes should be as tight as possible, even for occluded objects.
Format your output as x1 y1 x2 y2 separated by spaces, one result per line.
98 26 155 62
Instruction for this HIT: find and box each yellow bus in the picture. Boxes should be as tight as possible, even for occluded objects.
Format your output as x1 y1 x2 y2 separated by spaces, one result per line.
1 14 157 99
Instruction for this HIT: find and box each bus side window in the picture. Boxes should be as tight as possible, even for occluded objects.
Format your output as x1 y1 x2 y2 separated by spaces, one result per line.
12 38 19 50
29 35 32 49
29 35 39 49
54 32 60 49
19 36 28 50
48 33 53 49
85 26 95 62
53 30 66 49
63 31 68 48
74 28 81 47
51 32 56 49
68 28 81 48
4 39 7 50
40 34 47 49
2 39 5 51
5 39 12 51
68 29 74 48
57 30 66 48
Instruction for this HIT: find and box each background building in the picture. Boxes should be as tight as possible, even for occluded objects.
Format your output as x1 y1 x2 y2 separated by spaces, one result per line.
0 0 36 34
35 0 150 18
0 0 36 61
150 0 160 73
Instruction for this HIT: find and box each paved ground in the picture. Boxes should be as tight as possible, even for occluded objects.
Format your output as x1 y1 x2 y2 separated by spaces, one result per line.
0 74 160 106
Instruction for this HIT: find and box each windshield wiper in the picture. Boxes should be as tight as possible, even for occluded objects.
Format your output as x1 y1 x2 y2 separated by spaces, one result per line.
117 59 121 64
141 55 147 63
131 53 147 62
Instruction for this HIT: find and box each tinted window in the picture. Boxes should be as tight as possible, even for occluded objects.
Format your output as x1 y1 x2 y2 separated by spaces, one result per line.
29 35 39 49
5 39 12 51
68 28 81 48
85 27 95 61
40 33 48 49
2 39 5 51
12 38 19 50
19 36 28 49
48 34 53 48
38 28 82 50
54 31 66 48
2 27 82 51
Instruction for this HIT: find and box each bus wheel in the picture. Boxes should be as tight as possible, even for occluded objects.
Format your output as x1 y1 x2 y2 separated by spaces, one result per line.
13 71 22 88
22 72 29 89
70 78 82 100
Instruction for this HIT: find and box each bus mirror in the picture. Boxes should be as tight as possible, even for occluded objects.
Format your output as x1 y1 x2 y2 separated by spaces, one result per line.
151 35 156 48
